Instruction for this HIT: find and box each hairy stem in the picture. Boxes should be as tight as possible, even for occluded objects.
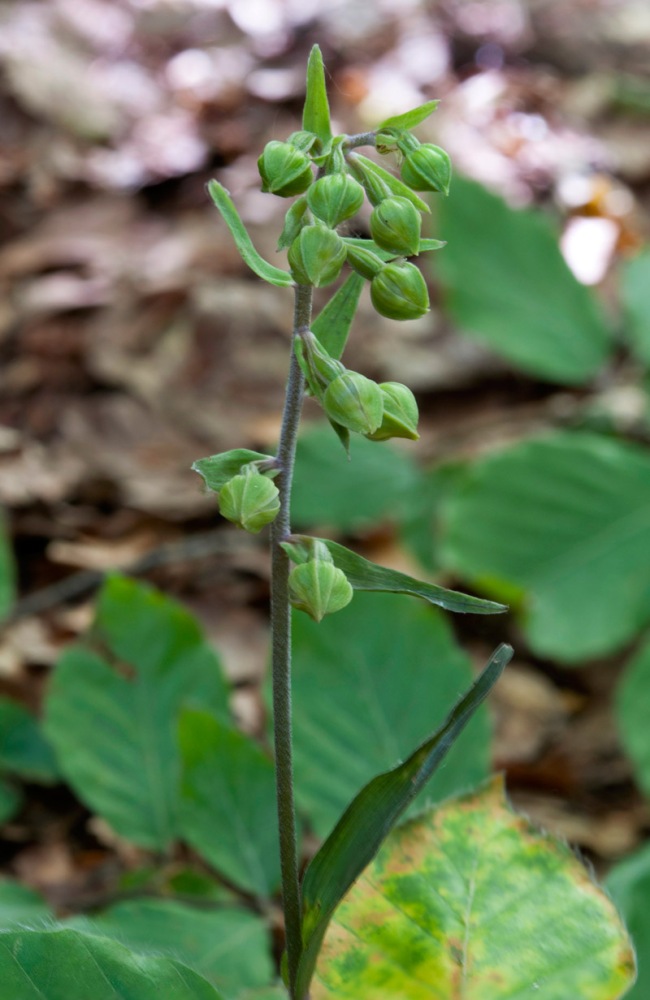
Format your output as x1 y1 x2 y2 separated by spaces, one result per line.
271 282 311 997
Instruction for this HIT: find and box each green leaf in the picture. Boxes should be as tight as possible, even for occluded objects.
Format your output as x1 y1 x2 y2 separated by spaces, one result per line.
0 698 59 783
292 425 420 531
207 181 294 288
0 880 51 927
296 644 510 1000
348 154 430 213
0 927 224 999
0 780 21 824
622 250 650 366
311 272 364 360
0 510 15 620
179 710 280 898
313 777 636 1000
617 635 650 798
607 840 650 1000
440 431 650 661
343 237 445 259
67 900 273 996
289 592 494 842
284 536 506 615
45 576 230 852
436 176 612 383
192 449 274 493
302 45 332 146
378 100 440 131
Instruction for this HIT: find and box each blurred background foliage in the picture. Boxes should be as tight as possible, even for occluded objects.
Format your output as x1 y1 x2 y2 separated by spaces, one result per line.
1 0 650 995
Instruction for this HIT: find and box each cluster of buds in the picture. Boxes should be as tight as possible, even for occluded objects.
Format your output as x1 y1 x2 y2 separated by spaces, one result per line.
288 541 353 621
217 463 280 534
257 122 451 321
299 330 419 442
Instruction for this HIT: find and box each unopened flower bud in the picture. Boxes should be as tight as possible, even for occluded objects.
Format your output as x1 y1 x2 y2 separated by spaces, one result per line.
370 261 429 320
289 560 353 621
258 140 313 197
218 470 280 533
345 244 384 280
366 382 419 441
323 371 384 435
307 173 365 228
400 144 451 195
288 225 347 287
369 197 421 257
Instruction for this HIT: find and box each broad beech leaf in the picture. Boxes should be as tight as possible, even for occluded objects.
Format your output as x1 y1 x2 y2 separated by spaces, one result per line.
0 697 58 783
45 577 230 852
436 176 612 382
67 899 273 995
440 431 650 661
303 45 332 146
0 927 223 999
311 272 364 360
283 536 506 615
0 780 21 824
0 880 51 926
0 510 14 620
313 777 636 1000
343 237 445 260
378 100 440 131
292 425 420 531
296 644 511 1000
622 250 650 366
287 592 495 841
207 181 294 287
348 153 430 213
616 635 650 798
192 449 274 493
179 710 280 897
607 840 650 999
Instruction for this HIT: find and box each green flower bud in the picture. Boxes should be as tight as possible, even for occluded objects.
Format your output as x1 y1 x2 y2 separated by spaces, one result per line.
369 196 422 257
366 382 419 441
400 144 451 195
370 261 429 320
306 173 365 228
345 244 384 280
258 140 313 197
288 225 347 287
218 469 280 533
289 559 353 621
322 371 384 434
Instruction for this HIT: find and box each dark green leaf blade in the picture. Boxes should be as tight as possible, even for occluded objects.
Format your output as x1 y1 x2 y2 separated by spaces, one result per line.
0 698 59 784
0 880 52 927
45 577 230 852
607 840 650 999
283 536 506 614
0 510 14 621
295 643 512 999
378 100 440 131
311 272 364 359
617 635 650 798
436 176 612 383
622 250 650 366
207 181 294 287
0 780 21 824
179 710 280 898
192 449 274 493
67 899 273 996
0 928 224 1000
302 45 332 146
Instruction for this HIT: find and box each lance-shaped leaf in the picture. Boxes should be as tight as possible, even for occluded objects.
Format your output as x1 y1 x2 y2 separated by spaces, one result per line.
303 45 332 146
0 928 223 1000
347 153 430 213
313 777 636 1000
207 181 294 287
378 100 440 131
192 449 275 494
311 272 364 360
343 237 445 259
283 536 506 615
295 644 511 999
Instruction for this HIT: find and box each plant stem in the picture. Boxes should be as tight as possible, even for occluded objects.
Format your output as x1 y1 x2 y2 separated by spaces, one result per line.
270 282 311 998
